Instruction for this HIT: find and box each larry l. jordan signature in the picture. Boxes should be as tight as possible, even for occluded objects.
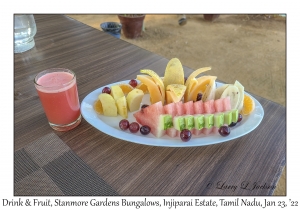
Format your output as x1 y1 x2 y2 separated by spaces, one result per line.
206 181 276 192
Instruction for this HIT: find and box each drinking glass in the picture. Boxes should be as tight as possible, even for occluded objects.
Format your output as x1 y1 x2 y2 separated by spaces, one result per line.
34 68 82 131
14 14 37 53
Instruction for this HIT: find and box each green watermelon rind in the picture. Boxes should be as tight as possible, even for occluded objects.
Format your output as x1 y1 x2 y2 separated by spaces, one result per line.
158 108 239 132
159 114 173 130
214 112 225 128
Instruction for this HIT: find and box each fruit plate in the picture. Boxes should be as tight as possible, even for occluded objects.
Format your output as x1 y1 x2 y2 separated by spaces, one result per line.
81 80 264 147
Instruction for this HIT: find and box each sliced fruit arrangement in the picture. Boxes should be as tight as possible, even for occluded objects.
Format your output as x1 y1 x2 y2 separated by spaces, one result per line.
93 58 256 141
138 59 214 105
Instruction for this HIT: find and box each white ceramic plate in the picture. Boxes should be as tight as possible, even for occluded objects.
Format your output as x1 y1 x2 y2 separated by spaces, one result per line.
81 80 264 147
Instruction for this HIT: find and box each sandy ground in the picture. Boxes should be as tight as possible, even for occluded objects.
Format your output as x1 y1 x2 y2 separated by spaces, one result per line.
67 14 286 195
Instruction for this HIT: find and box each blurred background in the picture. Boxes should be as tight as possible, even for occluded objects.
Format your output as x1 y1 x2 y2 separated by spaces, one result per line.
67 14 286 195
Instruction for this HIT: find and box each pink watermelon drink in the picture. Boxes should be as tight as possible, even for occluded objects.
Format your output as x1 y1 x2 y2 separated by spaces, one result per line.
34 68 81 131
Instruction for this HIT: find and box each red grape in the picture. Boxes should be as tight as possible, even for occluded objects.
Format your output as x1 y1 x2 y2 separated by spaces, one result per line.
229 122 237 127
218 125 231 137
141 104 149 109
237 113 243 122
119 119 129 130
196 93 203 101
140 125 151 135
129 122 140 133
180 129 192 142
102 87 111 94
129 79 138 88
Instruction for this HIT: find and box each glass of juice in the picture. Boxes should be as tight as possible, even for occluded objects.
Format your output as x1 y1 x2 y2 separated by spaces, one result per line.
34 68 82 131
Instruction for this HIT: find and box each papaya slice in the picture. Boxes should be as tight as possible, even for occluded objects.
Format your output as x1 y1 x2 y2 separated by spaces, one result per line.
140 69 165 104
136 83 149 94
137 75 163 104
184 78 197 102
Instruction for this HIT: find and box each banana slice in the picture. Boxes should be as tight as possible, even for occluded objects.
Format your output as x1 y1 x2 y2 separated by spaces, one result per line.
215 84 229 100
220 85 240 109
234 80 245 112
202 78 217 102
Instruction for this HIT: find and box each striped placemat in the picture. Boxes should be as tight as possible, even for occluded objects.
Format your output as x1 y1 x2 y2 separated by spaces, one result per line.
14 132 118 196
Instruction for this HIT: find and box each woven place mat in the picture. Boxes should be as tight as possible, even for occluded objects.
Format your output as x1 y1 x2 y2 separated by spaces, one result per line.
14 132 118 196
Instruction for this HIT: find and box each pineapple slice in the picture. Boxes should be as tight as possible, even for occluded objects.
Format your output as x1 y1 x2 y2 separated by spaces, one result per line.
110 85 124 101
98 93 117 117
126 89 144 112
165 84 186 104
116 96 128 118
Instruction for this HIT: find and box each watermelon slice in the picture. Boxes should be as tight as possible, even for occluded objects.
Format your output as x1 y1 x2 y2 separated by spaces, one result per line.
133 101 166 138
133 97 235 138
167 128 178 138
202 127 213 135
214 98 224 112
175 101 185 116
163 102 176 117
212 127 220 134
204 100 216 114
183 101 194 115
192 128 202 136
163 102 177 137
193 100 205 114
223 96 231 111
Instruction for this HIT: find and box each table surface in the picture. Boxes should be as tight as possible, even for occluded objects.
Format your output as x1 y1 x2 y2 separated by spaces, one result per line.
14 14 286 196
